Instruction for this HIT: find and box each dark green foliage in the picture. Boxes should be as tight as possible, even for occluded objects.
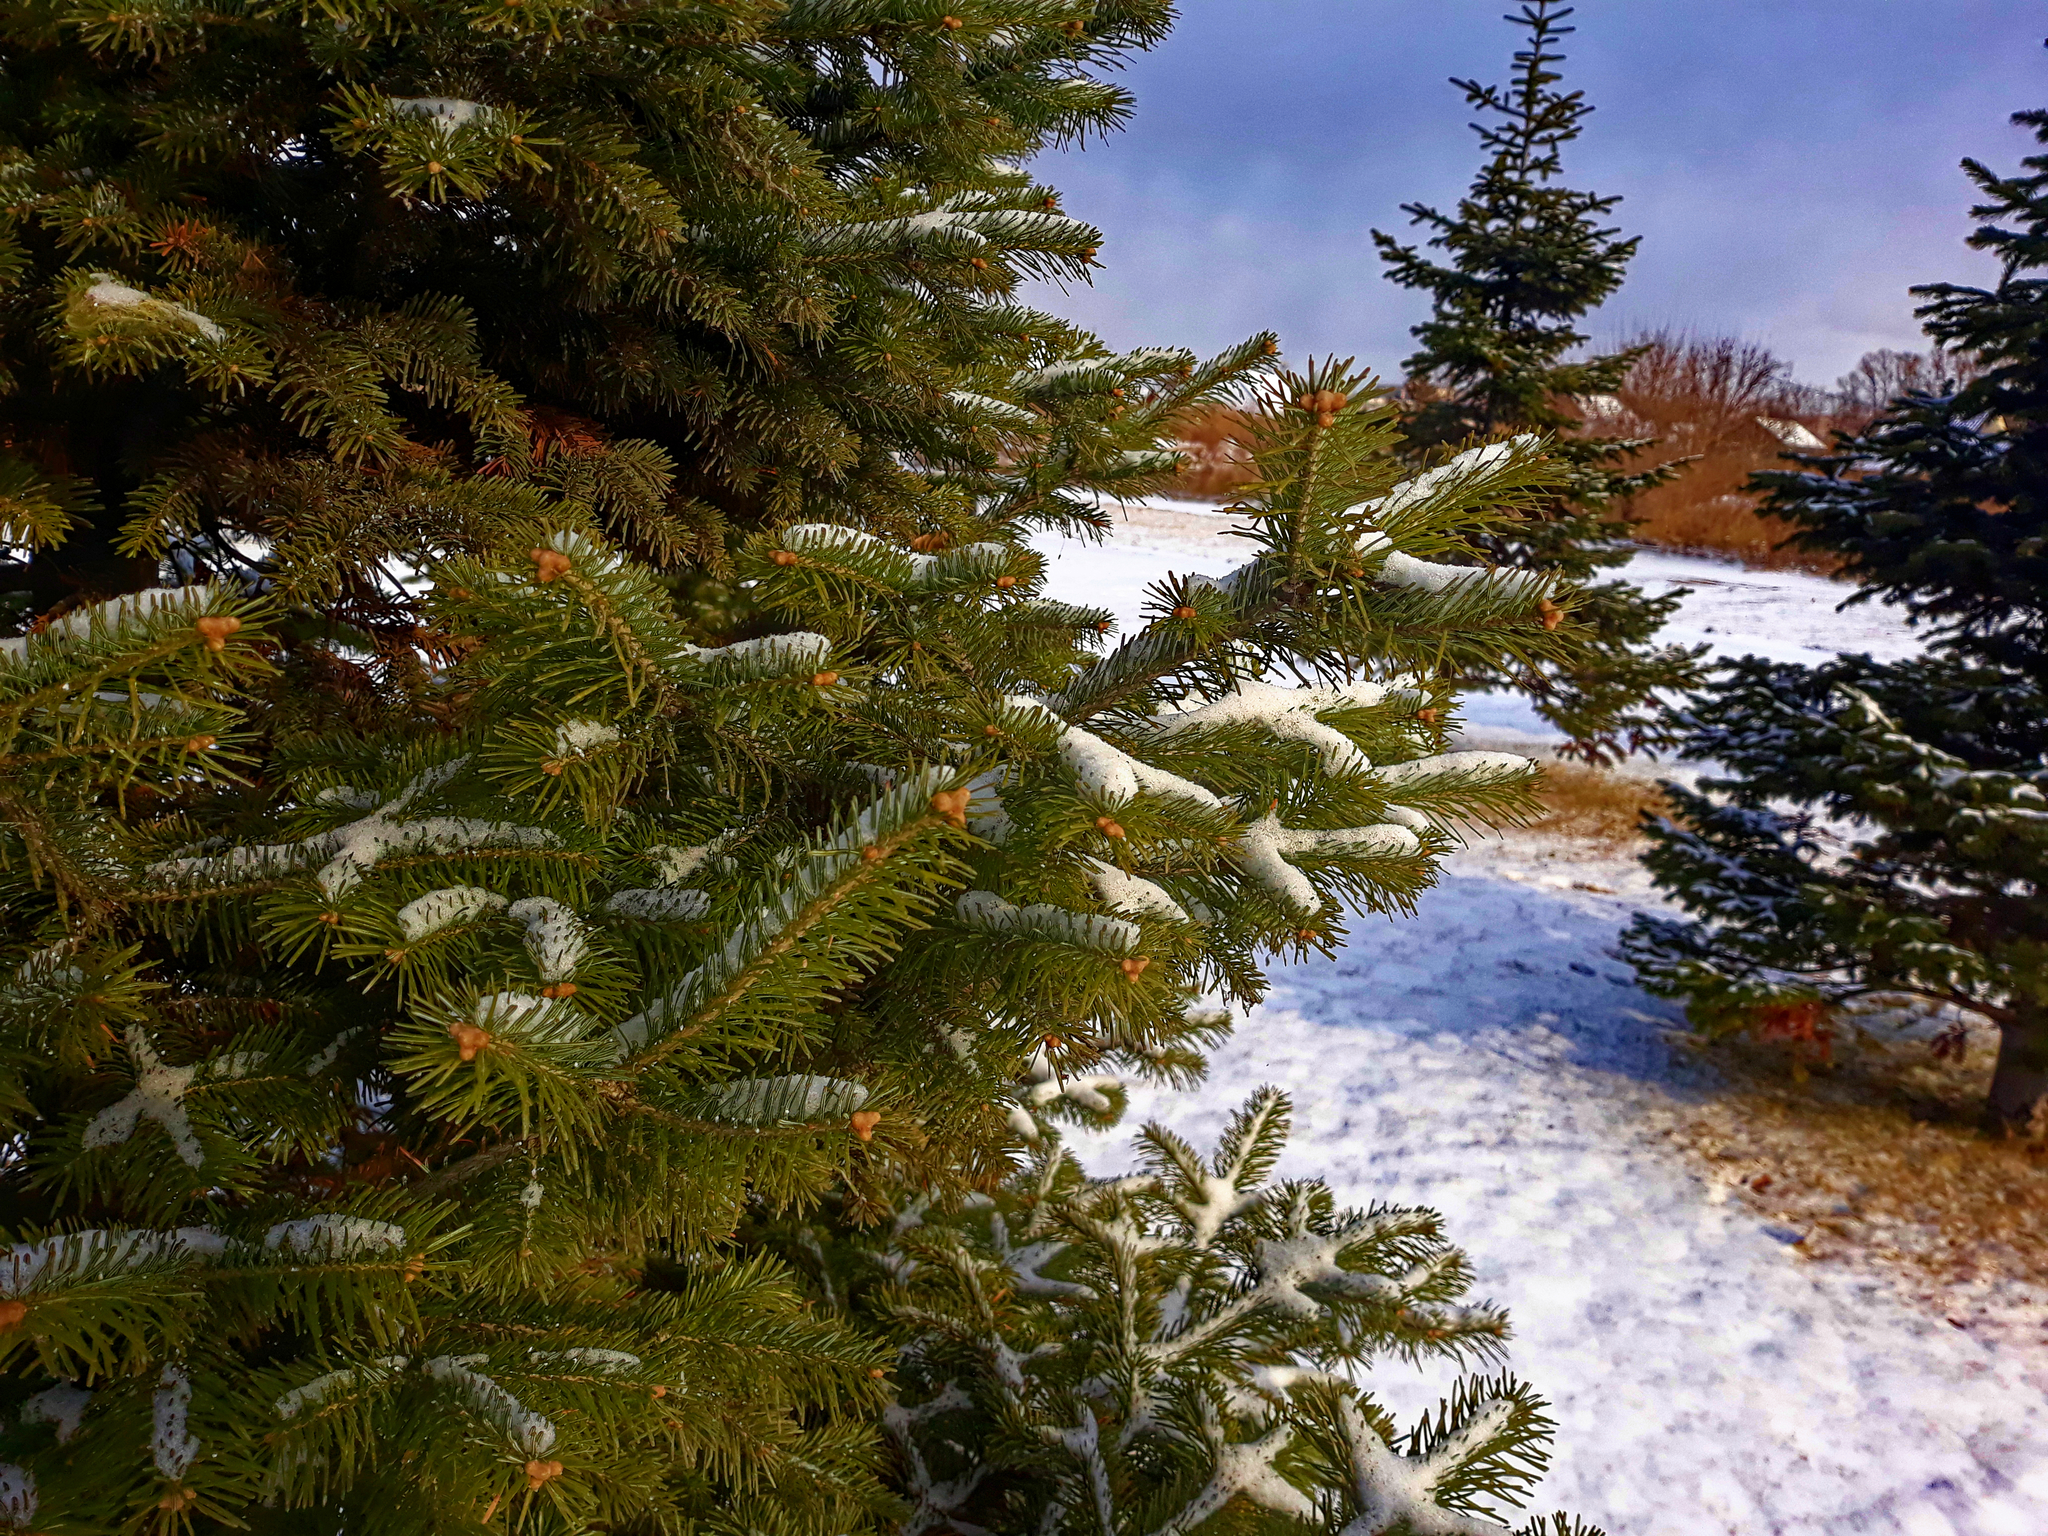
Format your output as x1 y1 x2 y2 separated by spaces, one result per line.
1628 105 2048 1132
1374 0 1703 760
1621 658 2047 1108
0 0 1189 639
0 359 1600 1528
1 553 954 1534
0 4 1607 1528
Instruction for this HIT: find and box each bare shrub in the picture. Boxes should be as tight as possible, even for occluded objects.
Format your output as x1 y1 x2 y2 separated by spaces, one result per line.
1595 337 1989 570
1162 403 1259 500
1601 329 1842 572
1834 346 1986 427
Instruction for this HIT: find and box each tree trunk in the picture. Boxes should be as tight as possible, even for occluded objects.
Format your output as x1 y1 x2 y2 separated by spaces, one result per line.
1986 1007 2048 1136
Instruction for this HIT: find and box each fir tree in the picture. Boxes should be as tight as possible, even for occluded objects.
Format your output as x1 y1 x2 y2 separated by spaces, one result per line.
0 3 1612 1526
1373 0 1703 761
760 371 1606 1535
1623 107 2048 1133
0 344 1601 1529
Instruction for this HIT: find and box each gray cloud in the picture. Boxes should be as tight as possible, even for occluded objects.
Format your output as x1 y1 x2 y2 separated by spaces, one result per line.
1024 0 2041 384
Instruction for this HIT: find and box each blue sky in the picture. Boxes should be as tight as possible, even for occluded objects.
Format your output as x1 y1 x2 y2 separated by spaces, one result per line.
1023 1 2044 385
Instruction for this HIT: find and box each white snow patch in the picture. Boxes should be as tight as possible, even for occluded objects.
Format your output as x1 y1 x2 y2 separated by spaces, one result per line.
1038 506 2046 1536
0 1466 34 1527
84 277 225 342
151 1367 199 1481
423 1355 556 1456
955 889 1140 954
1757 415 1828 451
602 886 711 922
1084 857 1192 923
1072 842 2048 1536
505 896 587 981
147 757 558 899
551 718 619 758
1230 813 1419 915
263 1215 406 1258
1148 679 1390 775
1012 1048 1123 1141
82 1027 204 1168
649 843 719 884
398 886 506 942
1003 695 1221 810
388 96 486 130
1031 507 1927 749
20 1384 90 1442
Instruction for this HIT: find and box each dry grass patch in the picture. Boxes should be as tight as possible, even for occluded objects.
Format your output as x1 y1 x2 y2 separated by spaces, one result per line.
1603 330 1845 575
1626 492 1824 572
1165 404 1259 501
1661 1022 2048 1324
1523 759 1667 849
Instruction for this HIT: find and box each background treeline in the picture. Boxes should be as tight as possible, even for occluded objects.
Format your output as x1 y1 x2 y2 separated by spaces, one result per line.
1168 334 1986 572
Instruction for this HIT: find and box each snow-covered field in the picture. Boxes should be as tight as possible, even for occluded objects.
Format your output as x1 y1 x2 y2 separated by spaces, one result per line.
1042 500 1929 745
1037 508 2048 1536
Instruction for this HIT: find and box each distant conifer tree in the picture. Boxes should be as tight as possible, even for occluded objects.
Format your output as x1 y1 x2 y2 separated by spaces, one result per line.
1375 0 1704 761
1625 107 2048 1134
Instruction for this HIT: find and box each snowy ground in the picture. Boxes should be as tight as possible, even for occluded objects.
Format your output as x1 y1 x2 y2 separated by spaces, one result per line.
1043 499 1929 745
1036 508 2048 1536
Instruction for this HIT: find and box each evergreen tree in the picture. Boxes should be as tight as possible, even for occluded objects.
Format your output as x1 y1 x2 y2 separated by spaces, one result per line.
1373 0 1703 761
0 3 1613 1526
1623 108 2048 1134
0 341 1602 1527
761 372 1606 1536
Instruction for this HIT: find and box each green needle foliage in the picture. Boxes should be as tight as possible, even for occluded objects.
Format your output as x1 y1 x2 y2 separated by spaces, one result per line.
749 368 1608 1535
1624 106 2048 1134
0 2 1608 1528
1374 0 1704 761
869 1089 1599 1536
0 0 1192 644
0 356 1598 1530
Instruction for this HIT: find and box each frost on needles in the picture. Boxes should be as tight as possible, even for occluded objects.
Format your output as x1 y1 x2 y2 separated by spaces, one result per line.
877 1089 1599 1536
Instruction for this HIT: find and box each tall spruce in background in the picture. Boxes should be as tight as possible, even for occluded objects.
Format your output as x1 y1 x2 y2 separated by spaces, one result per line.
1374 0 1703 761
1624 107 2048 1134
0 0 1612 1527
